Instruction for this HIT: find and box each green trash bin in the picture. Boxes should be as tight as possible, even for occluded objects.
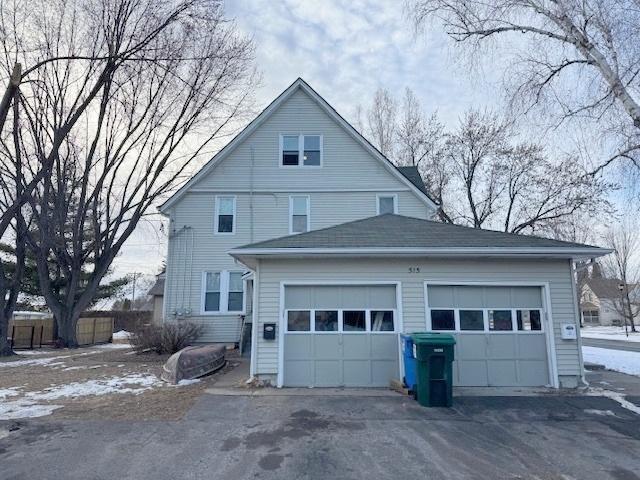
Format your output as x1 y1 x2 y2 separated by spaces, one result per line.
411 333 456 407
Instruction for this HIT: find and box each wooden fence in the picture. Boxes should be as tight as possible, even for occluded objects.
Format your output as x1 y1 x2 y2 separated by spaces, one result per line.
8 316 114 349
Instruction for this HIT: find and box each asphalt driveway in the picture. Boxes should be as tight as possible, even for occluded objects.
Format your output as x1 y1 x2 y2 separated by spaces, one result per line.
1 392 639 480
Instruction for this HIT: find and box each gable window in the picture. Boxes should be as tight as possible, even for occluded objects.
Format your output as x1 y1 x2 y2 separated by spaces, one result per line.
215 196 236 234
280 134 322 167
377 194 397 215
289 195 310 233
202 271 244 314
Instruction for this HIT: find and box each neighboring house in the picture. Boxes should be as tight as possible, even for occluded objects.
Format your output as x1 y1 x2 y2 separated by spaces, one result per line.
160 78 610 389
147 271 165 324
580 278 639 326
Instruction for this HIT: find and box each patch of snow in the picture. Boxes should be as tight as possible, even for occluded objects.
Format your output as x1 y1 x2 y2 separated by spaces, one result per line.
117 364 125 367
113 330 132 340
0 351 99 368
582 346 640 376
587 388 640 416
581 326 640 343
0 387 21 399
175 378 201 386
61 366 87 371
0 399 62 420
27 373 163 400
583 408 617 417
16 349 53 356
94 343 131 350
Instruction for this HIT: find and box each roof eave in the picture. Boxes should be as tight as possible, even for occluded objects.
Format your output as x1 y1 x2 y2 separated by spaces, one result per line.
229 247 613 263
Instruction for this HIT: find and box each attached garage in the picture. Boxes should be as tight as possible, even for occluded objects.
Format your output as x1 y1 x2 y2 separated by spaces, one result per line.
426 284 552 387
230 214 611 390
282 284 399 387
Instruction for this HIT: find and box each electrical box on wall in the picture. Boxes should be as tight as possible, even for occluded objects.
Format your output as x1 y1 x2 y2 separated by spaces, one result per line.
263 323 276 340
561 323 577 340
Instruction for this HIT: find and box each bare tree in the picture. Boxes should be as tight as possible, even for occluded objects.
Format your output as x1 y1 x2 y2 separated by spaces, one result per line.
426 108 610 232
1 0 256 348
367 87 397 157
602 220 640 333
407 0 640 178
396 87 446 169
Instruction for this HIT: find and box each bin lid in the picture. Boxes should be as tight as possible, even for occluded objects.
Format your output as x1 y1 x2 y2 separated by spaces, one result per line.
411 332 456 345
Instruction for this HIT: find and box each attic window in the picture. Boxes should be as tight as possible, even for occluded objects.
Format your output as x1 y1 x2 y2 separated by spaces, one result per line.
280 134 322 167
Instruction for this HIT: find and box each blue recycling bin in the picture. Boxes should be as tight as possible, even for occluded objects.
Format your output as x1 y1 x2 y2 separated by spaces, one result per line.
401 334 417 392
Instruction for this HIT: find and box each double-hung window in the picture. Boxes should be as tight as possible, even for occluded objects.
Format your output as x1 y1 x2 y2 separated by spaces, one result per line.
376 194 397 215
280 134 322 167
215 196 236 234
289 195 310 233
202 271 244 314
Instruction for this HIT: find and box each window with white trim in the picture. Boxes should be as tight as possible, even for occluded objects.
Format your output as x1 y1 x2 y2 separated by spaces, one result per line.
289 195 310 233
377 194 397 215
202 271 244 314
214 196 236 234
280 134 322 166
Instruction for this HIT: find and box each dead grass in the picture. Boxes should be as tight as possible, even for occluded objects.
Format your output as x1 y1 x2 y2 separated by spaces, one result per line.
0 345 241 421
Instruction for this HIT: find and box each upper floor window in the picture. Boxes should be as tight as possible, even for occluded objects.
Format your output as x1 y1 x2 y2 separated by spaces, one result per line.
280 134 322 167
215 196 236 234
289 195 310 234
377 194 397 215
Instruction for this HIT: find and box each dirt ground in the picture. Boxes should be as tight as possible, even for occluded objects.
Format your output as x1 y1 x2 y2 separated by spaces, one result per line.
0 345 241 421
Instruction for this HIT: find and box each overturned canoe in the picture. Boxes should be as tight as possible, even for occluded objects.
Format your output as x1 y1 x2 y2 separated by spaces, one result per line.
161 344 226 384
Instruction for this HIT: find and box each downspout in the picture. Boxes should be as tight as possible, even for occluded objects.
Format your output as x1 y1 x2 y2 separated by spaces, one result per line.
250 260 259 379
571 259 588 387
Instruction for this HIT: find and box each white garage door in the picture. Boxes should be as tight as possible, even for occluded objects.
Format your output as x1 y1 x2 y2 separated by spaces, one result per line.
426 285 551 387
282 285 399 387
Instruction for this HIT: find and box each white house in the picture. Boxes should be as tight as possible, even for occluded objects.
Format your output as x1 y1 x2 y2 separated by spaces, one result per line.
160 78 610 389
581 277 640 326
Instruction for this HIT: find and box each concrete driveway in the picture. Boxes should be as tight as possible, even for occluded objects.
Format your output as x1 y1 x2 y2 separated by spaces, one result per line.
1 391 640 480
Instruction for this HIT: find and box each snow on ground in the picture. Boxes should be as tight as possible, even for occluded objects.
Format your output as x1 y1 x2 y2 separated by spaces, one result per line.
583 346 640 376
28 373 163 400
0 351 99 368
0 399 62 420
113 330 132 340
175 378 201 386
94 343 131 350
581 326 640 343
0 373 163 420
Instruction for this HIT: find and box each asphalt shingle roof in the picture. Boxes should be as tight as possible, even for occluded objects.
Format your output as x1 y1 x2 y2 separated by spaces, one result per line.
236 214 605 251
396 166 431 197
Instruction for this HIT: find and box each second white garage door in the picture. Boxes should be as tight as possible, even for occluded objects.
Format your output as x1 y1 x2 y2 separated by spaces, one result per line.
426 284 551 387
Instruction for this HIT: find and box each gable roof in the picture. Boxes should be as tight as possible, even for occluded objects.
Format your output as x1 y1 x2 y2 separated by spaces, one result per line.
584 277 626 299
229 214 611 261
396 166 432 198
159 78 439 213
147 277 165 297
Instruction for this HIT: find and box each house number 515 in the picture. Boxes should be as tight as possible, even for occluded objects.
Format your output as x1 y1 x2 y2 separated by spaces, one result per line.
408 267 421 273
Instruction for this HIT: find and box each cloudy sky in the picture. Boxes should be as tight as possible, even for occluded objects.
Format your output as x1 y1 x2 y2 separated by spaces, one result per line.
108 0 523 290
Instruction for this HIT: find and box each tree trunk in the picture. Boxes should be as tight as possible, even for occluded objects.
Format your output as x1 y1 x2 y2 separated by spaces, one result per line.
0 311 14 356
55 307 80 348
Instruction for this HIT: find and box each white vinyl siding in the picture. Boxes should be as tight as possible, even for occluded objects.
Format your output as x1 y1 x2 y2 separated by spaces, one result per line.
253 257 582 387
162 87 437 342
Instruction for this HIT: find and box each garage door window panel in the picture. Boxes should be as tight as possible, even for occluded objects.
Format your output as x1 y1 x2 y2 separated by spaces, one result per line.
371 310 394 332
460 310 485 331
315 310 338 332
489 310 514 331
431 309 455 330
343 310 366 331
517 309 542 331
288 311 311 332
